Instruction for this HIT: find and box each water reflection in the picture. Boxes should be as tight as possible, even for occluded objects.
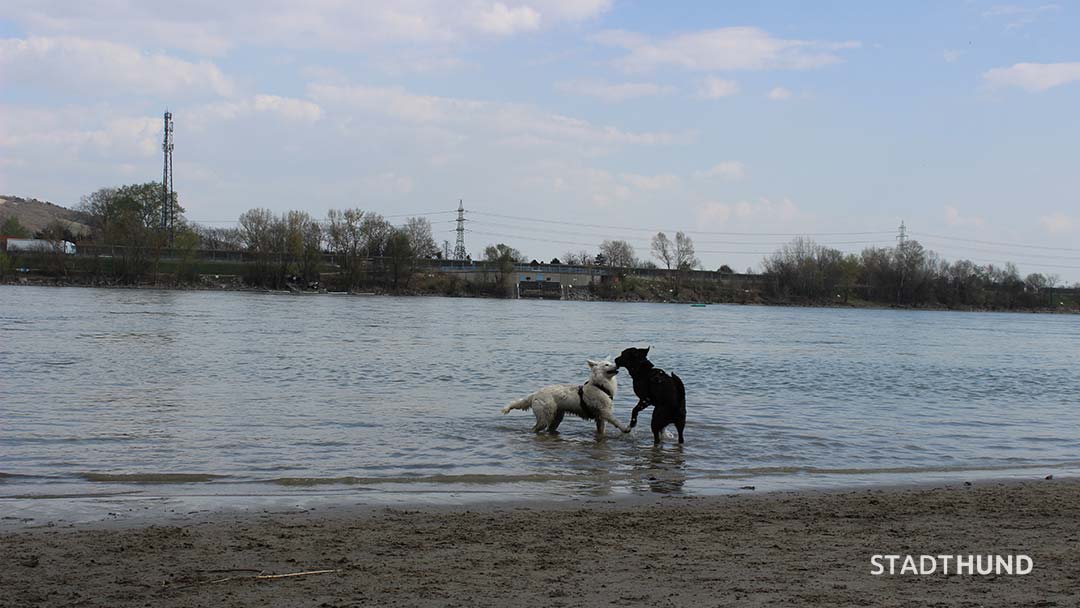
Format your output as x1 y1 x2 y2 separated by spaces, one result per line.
627 444 687 494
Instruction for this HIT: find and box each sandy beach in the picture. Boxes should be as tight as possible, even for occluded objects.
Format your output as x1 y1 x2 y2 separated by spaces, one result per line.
2 479 1077 607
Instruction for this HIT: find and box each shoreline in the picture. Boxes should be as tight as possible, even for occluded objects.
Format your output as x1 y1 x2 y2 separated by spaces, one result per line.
3 472 1073 532
2 478 1077 606
3 466 1076 533
3 279 1077 315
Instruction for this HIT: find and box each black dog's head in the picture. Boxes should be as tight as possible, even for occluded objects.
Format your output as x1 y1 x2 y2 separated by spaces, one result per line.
614 346 651 373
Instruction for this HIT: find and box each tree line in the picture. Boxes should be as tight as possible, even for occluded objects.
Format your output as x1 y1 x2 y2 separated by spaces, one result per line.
62 182 518 291
761 236 1068 309
8 181 1072 309
59 181 712 294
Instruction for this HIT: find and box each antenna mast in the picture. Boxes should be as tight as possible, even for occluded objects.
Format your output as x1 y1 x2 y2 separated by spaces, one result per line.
160 110 175 242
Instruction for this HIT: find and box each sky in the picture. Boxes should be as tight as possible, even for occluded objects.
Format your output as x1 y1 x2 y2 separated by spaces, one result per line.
1 1 1079 280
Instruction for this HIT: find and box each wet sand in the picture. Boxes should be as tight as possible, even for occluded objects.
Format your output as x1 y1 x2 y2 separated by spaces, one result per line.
2 479 1078 607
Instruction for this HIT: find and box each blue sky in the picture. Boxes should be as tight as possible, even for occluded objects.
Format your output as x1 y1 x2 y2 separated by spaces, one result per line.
2 1 1078 280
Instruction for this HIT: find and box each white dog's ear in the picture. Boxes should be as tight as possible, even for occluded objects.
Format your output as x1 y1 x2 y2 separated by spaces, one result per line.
586 359 597 367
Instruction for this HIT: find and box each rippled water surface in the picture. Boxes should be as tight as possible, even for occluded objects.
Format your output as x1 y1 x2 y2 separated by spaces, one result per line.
2 286 1078 520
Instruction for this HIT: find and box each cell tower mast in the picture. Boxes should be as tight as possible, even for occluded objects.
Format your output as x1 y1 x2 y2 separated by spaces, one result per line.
897 220 907 247
161 110 175 243
453 199 468 260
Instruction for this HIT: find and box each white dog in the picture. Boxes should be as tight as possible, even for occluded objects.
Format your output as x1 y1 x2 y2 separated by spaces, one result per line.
501 359 631 435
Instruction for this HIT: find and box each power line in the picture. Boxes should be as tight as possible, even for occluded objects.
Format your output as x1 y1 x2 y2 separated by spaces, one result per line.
467 219 892 248
910 231 1080 253
926 255 1080 271
383 210 456 219
915 237 1080 261
462 228 856 256
187 215 457 225
467 209 894 237
181 210 1078 271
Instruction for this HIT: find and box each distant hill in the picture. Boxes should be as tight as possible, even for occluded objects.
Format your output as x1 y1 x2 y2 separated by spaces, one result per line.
0 195 93 237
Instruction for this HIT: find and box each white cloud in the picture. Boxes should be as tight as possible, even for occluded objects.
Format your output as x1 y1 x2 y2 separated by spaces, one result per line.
944 205 985 228
619 172 679 190
1040 212 1075 234
0 105 162 160
697 198 799 226
694 161 746 180
361 171 414 195
308 83 684 146
943 49 963 63
556 79 674 102
0 36 235 97
698 77 740 99
697 202 733 224
589 29 650 49
476 3 541 35
252 95 324 122
535 0 613 21
308 84 475 123
983 4 1060 29
188 95 324 127
983 62 1080 92
4 1 612 56
593 26 860 73
0 93 323 170
526 164 680 207
375 53 465 74
767 86 793 100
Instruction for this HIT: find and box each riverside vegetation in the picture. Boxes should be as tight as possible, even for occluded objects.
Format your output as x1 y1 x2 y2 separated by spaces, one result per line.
1 182 1077 312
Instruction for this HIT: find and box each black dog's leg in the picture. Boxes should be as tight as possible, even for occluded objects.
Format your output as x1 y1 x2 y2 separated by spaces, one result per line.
672 372 686 444
629 399 651 428
651 412 670 444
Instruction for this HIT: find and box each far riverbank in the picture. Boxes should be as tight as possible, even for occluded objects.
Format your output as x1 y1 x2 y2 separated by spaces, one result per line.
3 275 1078 315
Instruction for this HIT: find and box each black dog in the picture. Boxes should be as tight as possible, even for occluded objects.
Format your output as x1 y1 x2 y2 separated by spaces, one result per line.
614 347 686 444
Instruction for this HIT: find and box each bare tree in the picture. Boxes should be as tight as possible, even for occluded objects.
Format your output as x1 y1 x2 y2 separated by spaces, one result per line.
359 213 393 258
402 217 439 259
238 208 279 286
284 210 322 284
485 243 525 296
651 232 674 270
327 208 365 288
598 239 637 269
561 250 592 266
674 232 699 270
174 228 200 283
666 231 700 295
192 224 242 250
385 228 415 288
38 220 71 276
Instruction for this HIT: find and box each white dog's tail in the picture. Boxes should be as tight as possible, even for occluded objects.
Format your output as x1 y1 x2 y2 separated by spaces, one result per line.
501 395 533 415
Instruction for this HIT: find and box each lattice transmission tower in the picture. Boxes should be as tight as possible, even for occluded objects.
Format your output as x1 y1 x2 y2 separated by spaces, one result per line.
160 110 175 242
453 199 469 260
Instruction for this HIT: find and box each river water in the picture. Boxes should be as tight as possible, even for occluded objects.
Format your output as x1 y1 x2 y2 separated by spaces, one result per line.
2 286 1078 524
